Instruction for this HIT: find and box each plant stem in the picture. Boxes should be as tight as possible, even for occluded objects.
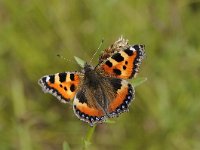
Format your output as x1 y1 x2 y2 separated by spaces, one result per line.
83 125 97 150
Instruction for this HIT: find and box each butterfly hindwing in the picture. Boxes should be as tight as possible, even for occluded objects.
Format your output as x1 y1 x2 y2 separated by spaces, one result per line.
107 78 134 117
72 75 135 126
38 72 82 103
99 45 145 79
73 88 106 126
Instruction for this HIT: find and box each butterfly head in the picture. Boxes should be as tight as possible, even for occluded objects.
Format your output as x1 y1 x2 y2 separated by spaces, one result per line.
82 63 101 87
83 63 94 73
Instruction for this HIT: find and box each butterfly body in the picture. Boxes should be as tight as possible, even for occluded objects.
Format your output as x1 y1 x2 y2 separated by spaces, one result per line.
38 37 145 126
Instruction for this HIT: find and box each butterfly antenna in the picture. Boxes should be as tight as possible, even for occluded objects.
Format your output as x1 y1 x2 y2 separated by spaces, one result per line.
89 38 104 64
57 54 76 65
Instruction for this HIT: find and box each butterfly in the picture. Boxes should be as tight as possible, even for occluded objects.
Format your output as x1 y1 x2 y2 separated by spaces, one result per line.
38 37 145 126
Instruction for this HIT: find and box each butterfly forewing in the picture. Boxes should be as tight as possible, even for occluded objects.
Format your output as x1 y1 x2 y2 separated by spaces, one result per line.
38 72 83 103
98 45 145 79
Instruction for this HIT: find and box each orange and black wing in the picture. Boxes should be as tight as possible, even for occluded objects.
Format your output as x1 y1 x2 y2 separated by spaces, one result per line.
38 72 83 103
98 45 145 79
106 78 134 117
73 88 106 126
73 77 135 126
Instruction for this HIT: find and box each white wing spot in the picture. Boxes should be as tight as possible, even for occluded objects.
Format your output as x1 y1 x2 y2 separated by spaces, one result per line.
130 47 136 52
46 76 50 82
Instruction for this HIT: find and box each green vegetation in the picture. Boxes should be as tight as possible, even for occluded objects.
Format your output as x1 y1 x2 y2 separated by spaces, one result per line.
0 0 200 149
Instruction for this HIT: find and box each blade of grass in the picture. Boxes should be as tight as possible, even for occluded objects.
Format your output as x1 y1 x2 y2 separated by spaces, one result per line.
131 77 147 87
63 141 71 150
11 79 32 150
74 56 85 68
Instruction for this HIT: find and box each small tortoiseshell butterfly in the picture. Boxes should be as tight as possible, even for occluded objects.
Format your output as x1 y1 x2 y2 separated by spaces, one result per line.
38 37 145 126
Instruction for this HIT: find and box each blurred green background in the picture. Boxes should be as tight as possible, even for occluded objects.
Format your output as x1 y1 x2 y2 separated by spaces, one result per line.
0 0 200 149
